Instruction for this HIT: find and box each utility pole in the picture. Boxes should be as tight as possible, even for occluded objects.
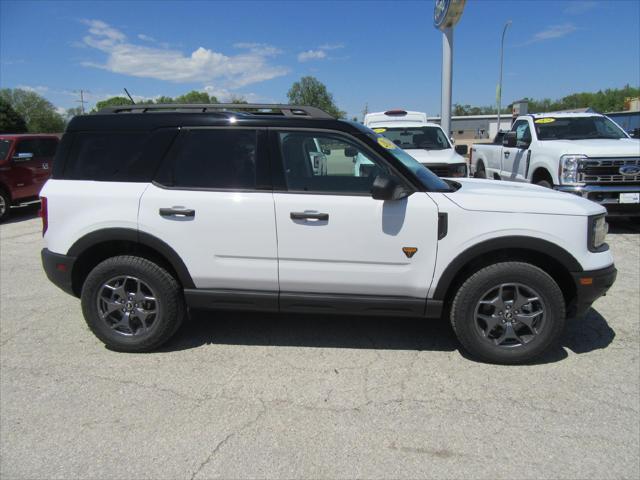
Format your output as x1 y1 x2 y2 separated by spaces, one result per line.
75 89 88 114
362 103 369 122
496 20 512 135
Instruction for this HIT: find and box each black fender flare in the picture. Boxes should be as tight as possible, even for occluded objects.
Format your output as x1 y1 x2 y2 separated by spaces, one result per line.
432 236 582 300
67 228 195 289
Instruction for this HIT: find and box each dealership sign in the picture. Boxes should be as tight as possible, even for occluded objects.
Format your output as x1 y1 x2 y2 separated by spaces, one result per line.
434 0 466 31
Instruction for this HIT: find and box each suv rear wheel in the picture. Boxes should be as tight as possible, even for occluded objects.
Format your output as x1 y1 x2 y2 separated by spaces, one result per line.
450 262 565 364
81 256 185 352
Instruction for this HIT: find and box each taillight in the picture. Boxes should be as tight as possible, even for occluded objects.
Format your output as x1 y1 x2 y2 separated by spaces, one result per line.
39 196 48 236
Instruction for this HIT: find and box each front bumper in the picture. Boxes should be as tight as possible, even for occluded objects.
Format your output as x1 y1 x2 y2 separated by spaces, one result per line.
556 185 640 215
41 248 76 296
570 264 617 317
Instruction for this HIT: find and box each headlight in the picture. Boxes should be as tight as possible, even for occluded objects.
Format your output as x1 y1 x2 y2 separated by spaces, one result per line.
559 154 586 185
449 163 467 177
588 214 608 252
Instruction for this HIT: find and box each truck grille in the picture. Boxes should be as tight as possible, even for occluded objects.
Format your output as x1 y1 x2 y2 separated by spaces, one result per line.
423 163 450 177
579 157 640 184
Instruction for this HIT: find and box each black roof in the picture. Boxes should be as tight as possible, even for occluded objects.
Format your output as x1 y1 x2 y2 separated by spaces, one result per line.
67 103 366 134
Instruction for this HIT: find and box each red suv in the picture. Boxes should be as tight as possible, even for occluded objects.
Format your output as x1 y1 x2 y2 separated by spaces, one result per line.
0 134 59 221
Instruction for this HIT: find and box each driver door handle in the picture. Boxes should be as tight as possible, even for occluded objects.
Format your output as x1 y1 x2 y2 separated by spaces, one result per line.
159 207 196 218
290 212 329 221
504 151 510 158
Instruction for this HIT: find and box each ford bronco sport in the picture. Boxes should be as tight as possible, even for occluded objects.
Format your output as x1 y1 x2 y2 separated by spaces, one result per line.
41 104 616 364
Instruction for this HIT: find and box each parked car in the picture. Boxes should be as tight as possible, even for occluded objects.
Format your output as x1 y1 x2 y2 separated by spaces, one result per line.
41 104 616 364
0 134 59 221
470 113 640 216
363 110 468 178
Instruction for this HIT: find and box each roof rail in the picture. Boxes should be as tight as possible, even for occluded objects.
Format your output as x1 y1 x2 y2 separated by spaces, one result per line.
96 103 334 119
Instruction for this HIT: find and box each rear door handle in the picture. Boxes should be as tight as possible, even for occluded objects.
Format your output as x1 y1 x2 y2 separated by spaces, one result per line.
290 211 329 221
504 151 510 158
159 207 196 218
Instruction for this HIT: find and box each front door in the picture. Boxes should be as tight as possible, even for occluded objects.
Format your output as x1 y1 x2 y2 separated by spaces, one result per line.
271 129 439 300
11 138 57 198
501 120 531 181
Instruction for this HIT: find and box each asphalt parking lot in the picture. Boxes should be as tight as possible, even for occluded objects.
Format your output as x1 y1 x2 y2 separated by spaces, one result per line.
1 206 639 480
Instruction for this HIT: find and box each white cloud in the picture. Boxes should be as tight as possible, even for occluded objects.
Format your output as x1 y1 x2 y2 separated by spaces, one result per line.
563 1 597 15
79 19 289 88
16 85 49 93
297 50 327 62
233 42 283 56
137 33 156 42
522 23 577 45
297 43 344 62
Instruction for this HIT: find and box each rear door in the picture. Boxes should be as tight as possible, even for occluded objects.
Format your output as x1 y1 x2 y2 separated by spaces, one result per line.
271 129 439 301
138 127 279 292
501 120 531 181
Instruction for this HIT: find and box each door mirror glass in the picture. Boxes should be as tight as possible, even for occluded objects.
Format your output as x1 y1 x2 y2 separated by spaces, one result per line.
12 152 33 162
371 174 410 201
503 131 517 148
344 146 358 157
455 144 468 155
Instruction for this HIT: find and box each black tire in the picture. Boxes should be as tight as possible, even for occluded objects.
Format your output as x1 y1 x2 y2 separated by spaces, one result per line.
450 262 565 364
81 255 186 352
535 179 553 189
0 189 10 222
474 163 487 179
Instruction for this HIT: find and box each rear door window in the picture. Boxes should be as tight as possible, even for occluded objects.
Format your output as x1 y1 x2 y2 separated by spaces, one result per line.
0 140 12 161
164 129 258 190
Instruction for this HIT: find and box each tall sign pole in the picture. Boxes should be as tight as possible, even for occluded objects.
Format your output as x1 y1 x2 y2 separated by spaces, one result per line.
434 0 466 137
496 20 512 136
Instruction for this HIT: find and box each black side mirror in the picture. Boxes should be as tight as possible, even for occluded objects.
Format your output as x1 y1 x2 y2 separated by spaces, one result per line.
344 146 357 157
455 144 468 155
371 174 410 201
321 147 331 155
503 131 517 148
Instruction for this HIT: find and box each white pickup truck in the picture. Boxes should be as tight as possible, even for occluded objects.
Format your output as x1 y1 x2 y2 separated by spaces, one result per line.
363 110 469 178
470 112 640 215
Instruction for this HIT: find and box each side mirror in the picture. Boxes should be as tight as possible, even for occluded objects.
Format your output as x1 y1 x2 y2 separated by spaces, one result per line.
344 146 358 157
321 147 331 155
455 144 468 155
503 131 517 148
371 174 410 201
12 152 33 162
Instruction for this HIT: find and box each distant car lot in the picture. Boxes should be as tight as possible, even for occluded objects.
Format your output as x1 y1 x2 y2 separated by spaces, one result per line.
1 208 638 480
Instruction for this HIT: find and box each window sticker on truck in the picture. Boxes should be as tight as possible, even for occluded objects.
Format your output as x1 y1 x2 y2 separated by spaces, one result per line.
377 137 397 149
373 128 387 133
535 118 556 124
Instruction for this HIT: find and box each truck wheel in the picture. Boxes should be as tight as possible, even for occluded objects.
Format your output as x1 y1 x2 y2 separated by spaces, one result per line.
0 189 10 222
474 163 487 179
450 262 565 364
535 179 552 189
81 256 186 352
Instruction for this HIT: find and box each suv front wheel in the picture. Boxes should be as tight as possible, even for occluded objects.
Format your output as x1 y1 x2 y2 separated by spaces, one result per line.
81 256 186 352
450 262 565 364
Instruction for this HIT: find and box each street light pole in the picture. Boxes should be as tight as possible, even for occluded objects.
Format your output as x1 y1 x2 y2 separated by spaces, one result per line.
496 20 512 135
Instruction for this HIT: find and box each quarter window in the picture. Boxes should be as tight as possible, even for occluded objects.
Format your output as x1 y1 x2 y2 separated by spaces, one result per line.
170 129 257 189
278 131 391 194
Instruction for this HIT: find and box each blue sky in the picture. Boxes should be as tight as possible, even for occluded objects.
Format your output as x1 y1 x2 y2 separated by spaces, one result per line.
1 0 639 119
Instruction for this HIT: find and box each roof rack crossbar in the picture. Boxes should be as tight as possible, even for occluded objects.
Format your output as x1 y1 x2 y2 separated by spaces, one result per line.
97 103 334 119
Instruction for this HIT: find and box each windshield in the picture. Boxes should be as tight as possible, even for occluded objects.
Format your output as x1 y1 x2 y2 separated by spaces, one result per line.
361 131 451 192
374 126 451 150
0 140 12 161
534 116 628 140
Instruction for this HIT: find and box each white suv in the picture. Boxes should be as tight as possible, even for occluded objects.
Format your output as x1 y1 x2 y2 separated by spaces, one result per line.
41 104 616 364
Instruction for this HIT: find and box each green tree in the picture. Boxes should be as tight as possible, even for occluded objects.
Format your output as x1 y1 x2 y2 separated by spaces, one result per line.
93 96 133 112
64 107 84 122
174 90 218 104
0 98 28 133
287 76 346 118
155 96 175 104
0 88 65 133
228 95 248 104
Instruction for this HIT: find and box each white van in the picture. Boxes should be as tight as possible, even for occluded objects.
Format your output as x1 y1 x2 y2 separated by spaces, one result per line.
362 110 468 178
